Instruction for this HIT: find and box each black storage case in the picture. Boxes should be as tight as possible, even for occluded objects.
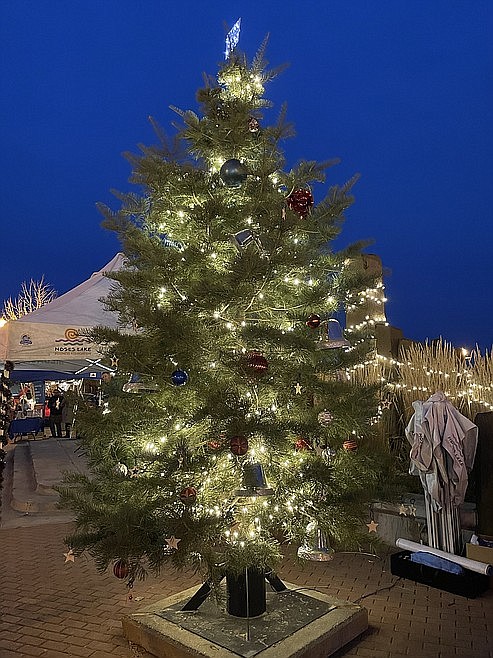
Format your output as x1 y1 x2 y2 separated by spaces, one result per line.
391 550 490 598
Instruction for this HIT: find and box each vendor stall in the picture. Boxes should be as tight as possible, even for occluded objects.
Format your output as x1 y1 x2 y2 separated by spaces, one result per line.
0 255 126 442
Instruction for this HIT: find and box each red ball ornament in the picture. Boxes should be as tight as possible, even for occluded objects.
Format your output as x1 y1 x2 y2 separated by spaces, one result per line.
207 440 222 451
245 350 268 376
230 436 249 456
286 188 314 219
179 486 197 505
306 314 322 329
295 437 313 451
113 559 129 579
343 439 358 452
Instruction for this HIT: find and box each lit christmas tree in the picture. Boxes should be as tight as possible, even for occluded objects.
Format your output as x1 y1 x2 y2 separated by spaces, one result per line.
58 36 395 612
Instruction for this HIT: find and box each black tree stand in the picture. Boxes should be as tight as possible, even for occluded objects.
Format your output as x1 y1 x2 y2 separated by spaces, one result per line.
181 567 287 620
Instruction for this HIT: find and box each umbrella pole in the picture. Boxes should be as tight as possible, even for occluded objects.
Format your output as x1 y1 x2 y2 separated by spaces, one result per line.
424 492 439 549
424 486 462 555
443 480 462 554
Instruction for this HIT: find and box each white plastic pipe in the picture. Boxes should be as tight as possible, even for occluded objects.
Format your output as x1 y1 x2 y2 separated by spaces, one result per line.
395 538 492 576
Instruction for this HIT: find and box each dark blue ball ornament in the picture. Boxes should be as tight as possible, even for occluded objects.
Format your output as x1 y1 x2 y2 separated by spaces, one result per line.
220 159 248 188
171 369 189 386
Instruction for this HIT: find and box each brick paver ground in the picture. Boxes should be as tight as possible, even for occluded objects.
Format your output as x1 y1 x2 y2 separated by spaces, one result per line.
0 521 492 657
1 440 492 657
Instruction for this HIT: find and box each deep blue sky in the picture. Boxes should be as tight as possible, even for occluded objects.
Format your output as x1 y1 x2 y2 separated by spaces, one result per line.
2 1 492 351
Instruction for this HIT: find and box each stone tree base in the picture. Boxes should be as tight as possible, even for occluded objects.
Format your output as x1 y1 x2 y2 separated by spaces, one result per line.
122 581 367 658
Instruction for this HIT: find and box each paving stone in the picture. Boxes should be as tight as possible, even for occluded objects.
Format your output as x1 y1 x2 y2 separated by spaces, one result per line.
39 651 78 658
39 639 71 652
70 645 95 657
16 645 47 657
39 630 71 643
18 629 45 642
0 630 22 642
86 639 119 652
0 639 20 652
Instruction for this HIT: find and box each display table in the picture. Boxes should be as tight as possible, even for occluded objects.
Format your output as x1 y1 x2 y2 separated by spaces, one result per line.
8 417 45 440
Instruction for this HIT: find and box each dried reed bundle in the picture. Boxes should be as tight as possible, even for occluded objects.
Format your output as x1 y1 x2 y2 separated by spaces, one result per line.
346 338 493 424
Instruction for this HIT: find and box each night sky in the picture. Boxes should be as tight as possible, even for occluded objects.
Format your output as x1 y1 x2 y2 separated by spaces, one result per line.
2 1 492 351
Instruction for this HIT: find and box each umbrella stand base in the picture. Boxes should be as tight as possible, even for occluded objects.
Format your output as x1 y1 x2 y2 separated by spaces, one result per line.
391 551 490 598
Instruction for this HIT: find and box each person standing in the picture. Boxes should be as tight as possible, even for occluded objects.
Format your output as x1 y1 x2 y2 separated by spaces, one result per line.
47 389 65 438
62 389 75 438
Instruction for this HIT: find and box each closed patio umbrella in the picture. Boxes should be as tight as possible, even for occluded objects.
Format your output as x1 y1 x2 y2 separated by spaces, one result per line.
405 391 478 554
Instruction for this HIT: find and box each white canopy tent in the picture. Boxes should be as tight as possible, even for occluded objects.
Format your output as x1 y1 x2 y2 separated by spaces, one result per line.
0 253 126 368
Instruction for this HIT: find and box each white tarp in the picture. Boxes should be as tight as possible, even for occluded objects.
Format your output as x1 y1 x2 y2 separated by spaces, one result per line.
0 254 125 362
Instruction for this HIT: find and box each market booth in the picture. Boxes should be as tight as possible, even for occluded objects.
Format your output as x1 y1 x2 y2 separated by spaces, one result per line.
7 358 116 439
1 254 126 439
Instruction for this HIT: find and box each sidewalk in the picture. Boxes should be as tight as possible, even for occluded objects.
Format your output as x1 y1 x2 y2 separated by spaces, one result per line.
1 439 492 657
5 436 89 519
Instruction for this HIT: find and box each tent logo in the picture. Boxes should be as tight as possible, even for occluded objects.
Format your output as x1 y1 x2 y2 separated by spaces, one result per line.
19 334 32 345
54 328 93 353
55 328 91 344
